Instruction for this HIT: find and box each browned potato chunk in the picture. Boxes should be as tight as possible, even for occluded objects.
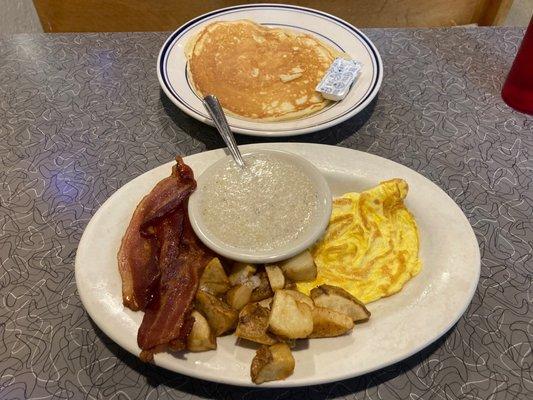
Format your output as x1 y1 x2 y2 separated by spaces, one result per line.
226 284 253 311
283 289 314 309
236 303 278 345
279 251 317 282
250 343 295 384
228 263 257 286
199 258 230 296
250 271 274 302
310 284 371 323
187 310 217 351
265 265 285 291
268 290 313 339
195 290 238 336
310 307 354 338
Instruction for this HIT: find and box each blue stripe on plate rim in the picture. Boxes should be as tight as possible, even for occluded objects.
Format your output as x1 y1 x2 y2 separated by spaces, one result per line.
157 3 382 133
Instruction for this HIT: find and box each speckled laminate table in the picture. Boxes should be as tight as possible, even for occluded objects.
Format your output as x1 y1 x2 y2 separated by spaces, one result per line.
1 27 532 400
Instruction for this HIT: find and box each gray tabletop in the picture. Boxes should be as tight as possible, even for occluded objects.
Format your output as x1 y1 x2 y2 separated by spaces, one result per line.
1 27 531 399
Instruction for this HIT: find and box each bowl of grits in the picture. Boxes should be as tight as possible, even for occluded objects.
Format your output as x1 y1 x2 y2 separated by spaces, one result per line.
188 150 332 263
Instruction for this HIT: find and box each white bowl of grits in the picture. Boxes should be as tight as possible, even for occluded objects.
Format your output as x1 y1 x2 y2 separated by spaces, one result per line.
188 150 332 263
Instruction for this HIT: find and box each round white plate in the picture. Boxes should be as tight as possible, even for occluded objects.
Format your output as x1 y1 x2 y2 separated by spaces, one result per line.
75 143 480 388
157 4 383 137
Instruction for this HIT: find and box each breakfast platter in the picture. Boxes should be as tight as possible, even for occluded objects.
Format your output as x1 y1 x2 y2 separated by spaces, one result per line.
75 143 480 387
157 4 383 136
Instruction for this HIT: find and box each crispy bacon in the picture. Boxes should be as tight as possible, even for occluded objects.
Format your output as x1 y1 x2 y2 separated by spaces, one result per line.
117 158 196 310
138 211 212 360
117 157 212 360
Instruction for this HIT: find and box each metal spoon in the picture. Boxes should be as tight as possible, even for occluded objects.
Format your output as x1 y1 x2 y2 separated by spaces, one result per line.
203 95 245 168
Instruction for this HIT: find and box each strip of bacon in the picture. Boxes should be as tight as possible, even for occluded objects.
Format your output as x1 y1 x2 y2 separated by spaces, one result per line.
117 158 196 311
117 157 212 361
138 210 213 360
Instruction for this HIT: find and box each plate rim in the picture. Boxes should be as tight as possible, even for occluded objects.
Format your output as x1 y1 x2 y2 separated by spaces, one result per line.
156 3 384 137
75 143 481 388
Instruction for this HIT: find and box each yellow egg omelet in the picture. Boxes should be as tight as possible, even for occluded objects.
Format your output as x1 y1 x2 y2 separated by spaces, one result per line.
297 179 422 304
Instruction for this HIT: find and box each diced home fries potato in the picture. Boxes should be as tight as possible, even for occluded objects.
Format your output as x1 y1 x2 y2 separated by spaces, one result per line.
310 307 354 338
250 271 274 302
283 289 314 309
250 343 295 384
265 265 285 291
268 290 313 339
195 290 238 336
226 284 253 311
310 284 371 323
236 302 278 345
228 263 257 286
187 310 217 351
279 250 317 282
192 268 371 384
199 258 230 296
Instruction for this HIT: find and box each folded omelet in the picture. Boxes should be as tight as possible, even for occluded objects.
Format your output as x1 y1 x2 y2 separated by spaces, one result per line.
297 179 422 304
186 20 340 121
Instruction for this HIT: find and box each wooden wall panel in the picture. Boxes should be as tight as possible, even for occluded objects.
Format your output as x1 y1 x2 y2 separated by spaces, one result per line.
479 0 514 25
33 0 514 33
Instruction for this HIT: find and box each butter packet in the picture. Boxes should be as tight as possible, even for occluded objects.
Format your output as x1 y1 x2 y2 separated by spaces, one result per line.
316 58 363 101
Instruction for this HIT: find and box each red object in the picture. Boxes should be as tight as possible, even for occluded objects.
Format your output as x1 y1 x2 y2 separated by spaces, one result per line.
501 18 533 115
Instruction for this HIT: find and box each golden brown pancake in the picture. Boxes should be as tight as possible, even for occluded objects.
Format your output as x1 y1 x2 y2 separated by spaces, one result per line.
185 20 340 121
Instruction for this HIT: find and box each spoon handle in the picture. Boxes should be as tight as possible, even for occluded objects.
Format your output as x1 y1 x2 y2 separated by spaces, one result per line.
203 95 245 168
